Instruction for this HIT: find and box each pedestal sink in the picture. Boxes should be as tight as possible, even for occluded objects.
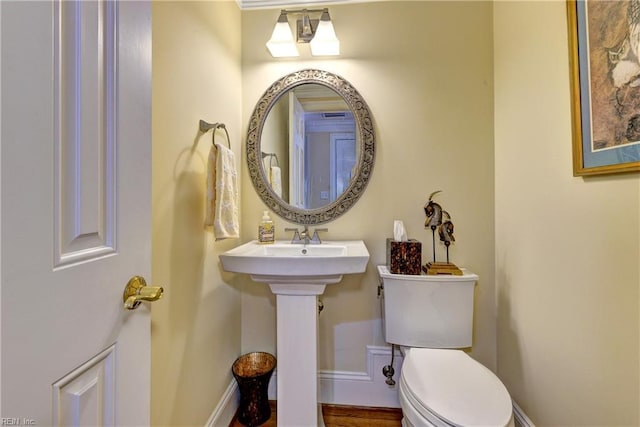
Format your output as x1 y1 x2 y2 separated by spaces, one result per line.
220 240 370 427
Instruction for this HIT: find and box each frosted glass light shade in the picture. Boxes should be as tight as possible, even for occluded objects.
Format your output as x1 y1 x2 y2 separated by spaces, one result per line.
309 12 339 56
266 20 299 57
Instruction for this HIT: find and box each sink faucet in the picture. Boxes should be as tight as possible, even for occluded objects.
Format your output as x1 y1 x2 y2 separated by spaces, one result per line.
285 226 327 244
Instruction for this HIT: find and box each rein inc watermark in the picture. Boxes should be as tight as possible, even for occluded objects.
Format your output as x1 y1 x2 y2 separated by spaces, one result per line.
0 419 36 426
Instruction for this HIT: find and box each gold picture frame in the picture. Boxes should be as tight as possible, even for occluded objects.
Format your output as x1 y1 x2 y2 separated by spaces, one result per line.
567 0 640 176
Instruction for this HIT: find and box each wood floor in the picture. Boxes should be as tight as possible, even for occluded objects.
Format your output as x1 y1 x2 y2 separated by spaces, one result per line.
230 401 403 427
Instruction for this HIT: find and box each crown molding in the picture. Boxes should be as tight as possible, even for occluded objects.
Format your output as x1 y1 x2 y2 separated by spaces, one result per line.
238 0 365 10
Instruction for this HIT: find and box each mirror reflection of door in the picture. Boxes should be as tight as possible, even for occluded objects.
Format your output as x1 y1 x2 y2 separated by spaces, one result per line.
330 133 356 201
289 91 306 208
298 86 356 209
304 110 355 209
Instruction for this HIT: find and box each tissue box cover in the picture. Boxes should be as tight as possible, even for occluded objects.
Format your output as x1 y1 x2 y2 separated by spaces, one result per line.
386 238 422 275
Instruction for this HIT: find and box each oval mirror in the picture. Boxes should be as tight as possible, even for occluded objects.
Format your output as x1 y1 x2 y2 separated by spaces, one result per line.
247 69 375 225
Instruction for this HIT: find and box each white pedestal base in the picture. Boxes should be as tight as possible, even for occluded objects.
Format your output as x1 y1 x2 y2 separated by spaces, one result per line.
267 281 339 427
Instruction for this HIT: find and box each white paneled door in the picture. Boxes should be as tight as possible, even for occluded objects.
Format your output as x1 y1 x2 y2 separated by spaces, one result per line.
1 1 153 426
289 91 306 209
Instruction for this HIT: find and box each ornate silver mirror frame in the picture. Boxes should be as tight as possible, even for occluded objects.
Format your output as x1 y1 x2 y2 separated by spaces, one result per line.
247 69 375 225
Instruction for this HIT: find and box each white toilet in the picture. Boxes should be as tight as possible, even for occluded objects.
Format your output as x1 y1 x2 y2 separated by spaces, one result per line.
378 265 514 427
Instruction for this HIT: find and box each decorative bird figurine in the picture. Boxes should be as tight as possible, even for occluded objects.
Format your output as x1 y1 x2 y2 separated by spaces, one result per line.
424 190 443 263
422 192 463 275
438 212 455 243
424 190 443 230
438 211 455 264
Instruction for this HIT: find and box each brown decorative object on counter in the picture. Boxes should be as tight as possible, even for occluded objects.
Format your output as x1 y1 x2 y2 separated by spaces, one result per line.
423 262 463 276
386 238 422 275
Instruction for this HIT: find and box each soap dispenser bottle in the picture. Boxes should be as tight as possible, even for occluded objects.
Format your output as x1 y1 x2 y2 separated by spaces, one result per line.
258 210 275 244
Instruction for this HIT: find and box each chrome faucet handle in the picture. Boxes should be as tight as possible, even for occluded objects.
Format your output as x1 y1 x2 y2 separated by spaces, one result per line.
284 227 302 243
310 228 328 244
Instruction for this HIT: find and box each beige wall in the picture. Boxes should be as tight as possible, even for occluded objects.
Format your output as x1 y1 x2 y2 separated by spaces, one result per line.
494 1 640 425
151 2 242 426
149 1 640 425
240 1 496 373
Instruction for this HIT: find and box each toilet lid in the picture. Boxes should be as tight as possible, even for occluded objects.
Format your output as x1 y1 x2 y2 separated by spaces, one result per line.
401 348 512 427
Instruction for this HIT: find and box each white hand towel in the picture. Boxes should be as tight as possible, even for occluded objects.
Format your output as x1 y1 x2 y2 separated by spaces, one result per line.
205 143 239 240
205 145 216 227
269 165 282 198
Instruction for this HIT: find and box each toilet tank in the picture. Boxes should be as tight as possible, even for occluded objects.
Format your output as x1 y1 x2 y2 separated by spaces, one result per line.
377 265 478 348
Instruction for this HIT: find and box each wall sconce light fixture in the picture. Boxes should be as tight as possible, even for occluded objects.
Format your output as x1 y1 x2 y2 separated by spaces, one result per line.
266 8 340 58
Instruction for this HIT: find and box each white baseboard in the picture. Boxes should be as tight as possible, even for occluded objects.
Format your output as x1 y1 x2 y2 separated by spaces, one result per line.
205 379 239 427
512 400 535 427
206 346 535 427
319 345 403 407
267 345 401 407
207 345 402 425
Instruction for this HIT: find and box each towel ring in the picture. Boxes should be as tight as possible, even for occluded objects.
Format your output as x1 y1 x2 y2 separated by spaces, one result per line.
199 119 231 149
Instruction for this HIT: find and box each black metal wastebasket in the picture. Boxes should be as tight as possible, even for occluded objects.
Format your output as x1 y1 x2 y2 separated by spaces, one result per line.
232 352 276 426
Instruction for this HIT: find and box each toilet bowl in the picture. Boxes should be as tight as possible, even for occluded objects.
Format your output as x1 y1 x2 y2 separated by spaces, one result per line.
377 266 514 427
398 348 514 427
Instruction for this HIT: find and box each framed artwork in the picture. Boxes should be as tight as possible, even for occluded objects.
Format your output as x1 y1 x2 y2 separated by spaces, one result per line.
567 0 640 176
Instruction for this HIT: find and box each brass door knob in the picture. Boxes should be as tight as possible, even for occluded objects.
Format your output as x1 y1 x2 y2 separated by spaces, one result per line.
123 276 163 310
